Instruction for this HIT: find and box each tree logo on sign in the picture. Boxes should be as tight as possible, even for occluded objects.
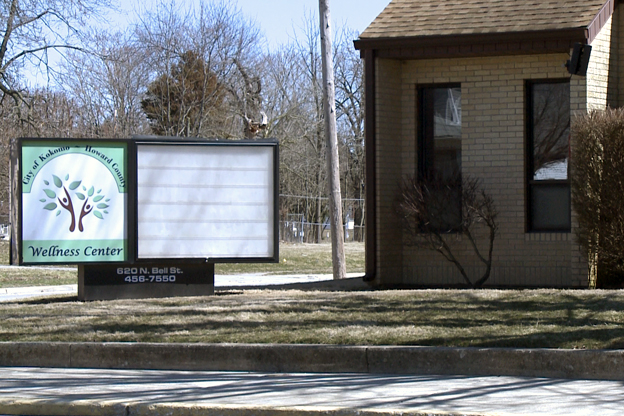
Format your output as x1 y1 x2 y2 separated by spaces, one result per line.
39 174 111 232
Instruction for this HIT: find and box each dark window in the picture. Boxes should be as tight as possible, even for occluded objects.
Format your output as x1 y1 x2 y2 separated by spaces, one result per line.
418 85 462 230
527 80 571 231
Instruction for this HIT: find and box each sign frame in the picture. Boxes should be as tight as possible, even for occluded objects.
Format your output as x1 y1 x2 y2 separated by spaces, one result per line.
133 138 279 263
13 137 279 267
17 138 132 265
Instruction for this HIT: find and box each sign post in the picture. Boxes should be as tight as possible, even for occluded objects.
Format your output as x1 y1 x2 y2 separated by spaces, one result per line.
78 262 214 300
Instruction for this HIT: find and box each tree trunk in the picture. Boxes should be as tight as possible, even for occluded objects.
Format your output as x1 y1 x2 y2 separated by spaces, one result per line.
317 172 322 244
319 0 346 279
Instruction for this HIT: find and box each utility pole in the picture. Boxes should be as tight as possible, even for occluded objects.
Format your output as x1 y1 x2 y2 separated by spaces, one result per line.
319 0 346 280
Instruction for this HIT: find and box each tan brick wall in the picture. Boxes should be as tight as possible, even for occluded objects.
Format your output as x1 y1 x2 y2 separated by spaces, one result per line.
373 49 610 287
587 15 614 109
374 58 404 284
618 7 624 107
570 67 589 287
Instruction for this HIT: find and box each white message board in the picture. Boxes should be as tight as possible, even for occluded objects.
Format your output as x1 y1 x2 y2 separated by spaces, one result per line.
136 143 276 260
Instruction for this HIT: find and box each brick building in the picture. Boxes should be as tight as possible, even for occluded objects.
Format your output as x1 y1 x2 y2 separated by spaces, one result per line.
354 0 620 287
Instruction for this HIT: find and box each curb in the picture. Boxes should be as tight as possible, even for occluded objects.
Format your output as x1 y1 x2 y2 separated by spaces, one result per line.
0 400 485 416
0 399 127 416
0 342 623 380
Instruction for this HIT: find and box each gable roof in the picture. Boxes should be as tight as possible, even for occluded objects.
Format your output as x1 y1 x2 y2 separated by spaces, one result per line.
354 0 615 58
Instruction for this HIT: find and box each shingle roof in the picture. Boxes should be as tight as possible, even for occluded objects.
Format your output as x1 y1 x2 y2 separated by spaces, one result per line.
360 0 611 40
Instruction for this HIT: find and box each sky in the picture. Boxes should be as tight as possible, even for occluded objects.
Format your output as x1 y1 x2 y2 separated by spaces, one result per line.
115 0 389 50
27 0 389 86
234 0 389 49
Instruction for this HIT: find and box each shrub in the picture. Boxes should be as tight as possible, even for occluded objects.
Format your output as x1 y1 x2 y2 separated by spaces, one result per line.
396 174 497 288
571 108 624 288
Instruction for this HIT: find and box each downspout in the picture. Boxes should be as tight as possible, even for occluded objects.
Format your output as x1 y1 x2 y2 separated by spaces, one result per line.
363 48 377 282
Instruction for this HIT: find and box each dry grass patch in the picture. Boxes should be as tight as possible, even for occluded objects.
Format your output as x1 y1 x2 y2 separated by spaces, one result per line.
0 240 8 264
0 241 77 288
0 267 77 288
1 288 624 349
0 241 364 288
216 242 364 275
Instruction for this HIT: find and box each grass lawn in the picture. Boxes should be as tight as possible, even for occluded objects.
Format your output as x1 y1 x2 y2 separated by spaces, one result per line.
1 288 624 349
0 240 365 288
2 240 624 350
215 242 365 275
0 241 77 288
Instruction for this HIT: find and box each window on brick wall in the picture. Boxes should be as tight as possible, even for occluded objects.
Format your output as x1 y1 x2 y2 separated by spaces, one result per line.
526 79 571 232
418 84 462 230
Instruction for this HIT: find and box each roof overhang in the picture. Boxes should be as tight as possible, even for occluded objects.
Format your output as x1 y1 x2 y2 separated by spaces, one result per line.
354 0 616 60
354 28 589 59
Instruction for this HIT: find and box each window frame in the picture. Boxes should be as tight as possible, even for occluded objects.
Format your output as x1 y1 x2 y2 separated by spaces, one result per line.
417 83 462 181
416 83 462 232
525 78 571 233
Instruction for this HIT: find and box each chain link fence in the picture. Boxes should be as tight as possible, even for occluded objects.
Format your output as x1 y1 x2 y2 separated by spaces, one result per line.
279 195 365 243
0 224 9 240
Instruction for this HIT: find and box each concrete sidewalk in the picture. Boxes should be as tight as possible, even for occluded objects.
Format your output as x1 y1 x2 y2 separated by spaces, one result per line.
0 284 77 302
0 342 623 416
1 366 623 416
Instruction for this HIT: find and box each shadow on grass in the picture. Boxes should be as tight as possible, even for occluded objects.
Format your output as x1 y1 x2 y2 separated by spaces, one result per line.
2 289 624 348
215 290 245 296
7 296 79 305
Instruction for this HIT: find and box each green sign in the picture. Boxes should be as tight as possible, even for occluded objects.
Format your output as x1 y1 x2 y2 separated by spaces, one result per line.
21 141 128 264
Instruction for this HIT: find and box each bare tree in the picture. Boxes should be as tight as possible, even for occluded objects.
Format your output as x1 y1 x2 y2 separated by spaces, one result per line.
260 14 366 245
260 43 321 241
334 27 365 241
397 174 498 288
266 13 329 243
0 101 19 224
0 88 84 224
58 30 151 138
134 0 264 139
0 0 115 221
22 88 85 136
0 0 114 123
184 0 265 138
260 46 308 142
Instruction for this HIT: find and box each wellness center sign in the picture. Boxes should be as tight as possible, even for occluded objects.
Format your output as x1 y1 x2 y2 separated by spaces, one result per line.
21 140 128 264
